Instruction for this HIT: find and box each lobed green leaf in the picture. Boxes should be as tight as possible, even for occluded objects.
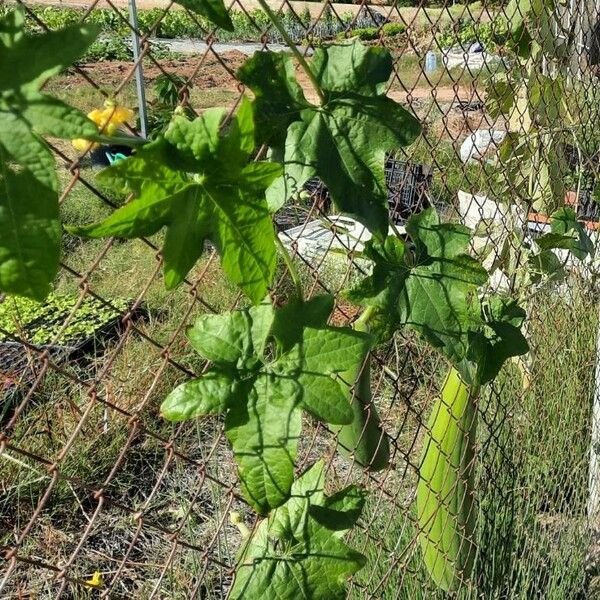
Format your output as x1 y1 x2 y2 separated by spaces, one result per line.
69 98 279 302
239 41 421 234
230 461 366 599
159 300 370 513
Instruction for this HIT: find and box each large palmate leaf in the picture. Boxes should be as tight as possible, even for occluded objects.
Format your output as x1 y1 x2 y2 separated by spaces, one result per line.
399 209 489 369
0 9 99 299
348 208 528 384
348 209 487 360
68 99 280 302
230 461 367 599
161 298 370 513
238 41 421 235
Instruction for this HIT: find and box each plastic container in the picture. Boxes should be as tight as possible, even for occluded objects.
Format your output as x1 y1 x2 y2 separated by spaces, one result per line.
425 50 438 74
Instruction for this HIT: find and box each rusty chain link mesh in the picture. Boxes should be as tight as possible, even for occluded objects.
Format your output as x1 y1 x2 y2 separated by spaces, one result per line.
2 0 600 597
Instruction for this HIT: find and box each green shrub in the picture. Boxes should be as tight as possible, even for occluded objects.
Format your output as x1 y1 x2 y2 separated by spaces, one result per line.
82 37 132 62
438 17 509 51
16 5 345 44
339 22 406 41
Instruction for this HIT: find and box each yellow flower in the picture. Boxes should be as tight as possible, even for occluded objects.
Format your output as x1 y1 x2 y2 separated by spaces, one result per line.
72 101 134 152
72 137 97 152
85 571 103 588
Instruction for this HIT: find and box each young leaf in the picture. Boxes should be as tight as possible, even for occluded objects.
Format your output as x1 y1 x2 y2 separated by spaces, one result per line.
230 461 367 599
68 99 280 303
467 297 529 385
345 235 409 343
530 207 593 282
238 41 421 235
547 206 593 260
0 162 60 300
161 300 371 513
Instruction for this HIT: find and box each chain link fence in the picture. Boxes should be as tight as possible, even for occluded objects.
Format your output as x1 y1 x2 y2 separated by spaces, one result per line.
2 0 600 597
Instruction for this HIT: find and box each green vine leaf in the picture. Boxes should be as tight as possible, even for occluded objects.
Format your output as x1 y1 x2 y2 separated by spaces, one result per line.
348 208 527 384
229 461 367 599
238 41 421 235
529 207 594 282
68 98 281 302
467 297 529 385
537 207 594 260
0 9 100 299
399 210 489 371
161 298 371 514
173 0 233 32
0 163 60 300
348 209 487 360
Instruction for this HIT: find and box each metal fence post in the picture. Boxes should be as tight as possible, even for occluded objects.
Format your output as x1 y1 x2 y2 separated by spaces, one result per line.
588 317 600 522
128 0 148 139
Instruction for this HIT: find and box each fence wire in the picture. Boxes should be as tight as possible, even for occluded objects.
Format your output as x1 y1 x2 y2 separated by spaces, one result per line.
1 0 600 597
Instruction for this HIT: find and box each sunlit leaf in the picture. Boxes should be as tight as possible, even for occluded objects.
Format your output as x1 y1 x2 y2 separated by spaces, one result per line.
161 299 370 513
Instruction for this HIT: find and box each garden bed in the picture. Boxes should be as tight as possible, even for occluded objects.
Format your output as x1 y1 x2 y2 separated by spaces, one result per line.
0 294 137 397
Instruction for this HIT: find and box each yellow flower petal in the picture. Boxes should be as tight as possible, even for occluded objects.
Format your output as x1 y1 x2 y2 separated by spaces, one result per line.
85 571 103 588
72 138 99 152
111 106 134 124
105 122 118 137
87 109 105 126
82 104 134 139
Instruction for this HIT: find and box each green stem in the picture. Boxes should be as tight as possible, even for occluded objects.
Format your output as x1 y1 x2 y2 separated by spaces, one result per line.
354 304 377 332
275 233 303 300
90 134 147 147
254 0 325 105
334 304 390 471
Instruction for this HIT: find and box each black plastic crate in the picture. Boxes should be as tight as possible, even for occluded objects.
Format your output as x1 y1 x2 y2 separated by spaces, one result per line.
1 343 73 398
577 188 600 223
301 158 433 225
385 158 433 224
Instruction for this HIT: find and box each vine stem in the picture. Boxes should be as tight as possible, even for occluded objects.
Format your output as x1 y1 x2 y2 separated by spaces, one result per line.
92 134 147 147
254 0 325 105
354 305 376 333
274 233 303 299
